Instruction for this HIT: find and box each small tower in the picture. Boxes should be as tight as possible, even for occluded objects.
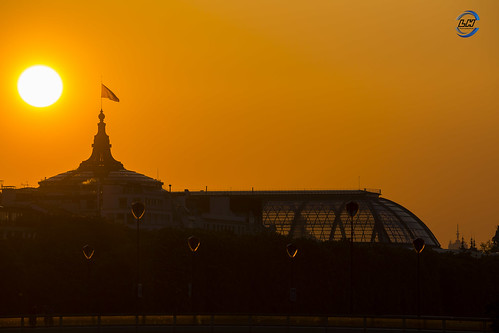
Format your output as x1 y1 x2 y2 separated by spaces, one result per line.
460 236 467 250
448 224 462 250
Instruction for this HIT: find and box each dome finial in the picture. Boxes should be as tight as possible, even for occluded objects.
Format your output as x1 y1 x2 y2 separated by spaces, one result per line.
99 109 105 122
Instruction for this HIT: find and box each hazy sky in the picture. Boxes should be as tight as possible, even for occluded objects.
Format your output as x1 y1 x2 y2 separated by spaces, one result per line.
1 0 498 246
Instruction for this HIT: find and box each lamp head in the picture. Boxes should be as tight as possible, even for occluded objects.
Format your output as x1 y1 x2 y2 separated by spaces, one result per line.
131 201 146 220
413 238 425 253
345 201 359 218
286 243 298 258
82 244 95 260
188 236 200 252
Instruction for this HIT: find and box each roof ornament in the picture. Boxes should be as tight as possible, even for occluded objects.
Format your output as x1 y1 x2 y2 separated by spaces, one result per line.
77 110 124 175
99 109 105 122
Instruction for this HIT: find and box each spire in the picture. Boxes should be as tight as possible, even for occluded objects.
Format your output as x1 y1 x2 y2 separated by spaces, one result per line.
78 110 124 175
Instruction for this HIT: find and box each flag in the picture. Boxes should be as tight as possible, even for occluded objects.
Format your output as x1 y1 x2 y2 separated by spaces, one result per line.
101 84 120 102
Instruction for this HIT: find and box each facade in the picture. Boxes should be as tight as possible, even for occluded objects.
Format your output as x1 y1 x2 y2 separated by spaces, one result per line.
0 204 40 239
175 189 441 247
0 110 440 247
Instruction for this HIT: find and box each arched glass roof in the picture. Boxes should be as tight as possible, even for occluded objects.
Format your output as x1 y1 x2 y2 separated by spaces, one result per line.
261 191 440 247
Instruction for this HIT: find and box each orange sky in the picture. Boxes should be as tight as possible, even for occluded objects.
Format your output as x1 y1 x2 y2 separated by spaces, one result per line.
1 0 499 247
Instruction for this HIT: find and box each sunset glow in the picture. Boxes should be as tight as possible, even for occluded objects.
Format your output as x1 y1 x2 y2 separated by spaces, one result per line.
1 0 499 246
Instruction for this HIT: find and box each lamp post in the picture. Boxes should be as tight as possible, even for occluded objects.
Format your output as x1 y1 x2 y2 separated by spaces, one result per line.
286 243 298 311
345 201 359 314
413 238 425 317
82 245 95 315
131 202 145 323
187 236 200 313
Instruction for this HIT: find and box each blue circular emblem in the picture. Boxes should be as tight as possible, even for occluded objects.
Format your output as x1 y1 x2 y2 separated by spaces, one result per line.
456 11 479 38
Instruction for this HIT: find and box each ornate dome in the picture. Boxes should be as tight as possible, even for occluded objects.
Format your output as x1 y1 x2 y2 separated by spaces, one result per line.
39 110 162 190
3 109 170 227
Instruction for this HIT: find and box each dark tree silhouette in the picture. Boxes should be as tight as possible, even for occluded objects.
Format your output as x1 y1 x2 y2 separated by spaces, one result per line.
0 215 497 317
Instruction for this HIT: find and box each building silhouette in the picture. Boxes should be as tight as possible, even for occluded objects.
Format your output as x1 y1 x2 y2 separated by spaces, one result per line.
1 110 172 229
448 225 462 250
0 110 440 247
176 189 440 247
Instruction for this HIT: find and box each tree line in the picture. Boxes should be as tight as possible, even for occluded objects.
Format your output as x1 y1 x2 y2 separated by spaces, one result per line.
0 215 497 319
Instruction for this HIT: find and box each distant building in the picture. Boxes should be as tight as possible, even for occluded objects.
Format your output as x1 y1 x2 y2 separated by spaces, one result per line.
1 110 173 229
448 225 462 250
0 110 441 247
174 189 441 247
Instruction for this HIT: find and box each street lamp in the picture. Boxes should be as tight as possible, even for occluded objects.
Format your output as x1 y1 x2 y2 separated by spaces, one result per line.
187 236 200 312
413 238 425 317
82 244 95 260
345 201 359 314
131 202 145 321
188 236 200 253
286 243 298 308
286 243 298 258
82 245 95 315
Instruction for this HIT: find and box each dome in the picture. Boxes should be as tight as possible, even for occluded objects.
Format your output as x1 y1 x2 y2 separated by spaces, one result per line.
38 169 162 190
260 190 440 247
3 109 171 228
38 110 163 190
33 110 168 224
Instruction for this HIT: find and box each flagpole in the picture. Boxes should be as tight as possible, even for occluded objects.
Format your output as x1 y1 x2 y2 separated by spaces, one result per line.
100 76 103 110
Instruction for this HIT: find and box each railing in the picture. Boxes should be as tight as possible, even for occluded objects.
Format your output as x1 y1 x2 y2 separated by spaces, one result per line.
0 314 493 332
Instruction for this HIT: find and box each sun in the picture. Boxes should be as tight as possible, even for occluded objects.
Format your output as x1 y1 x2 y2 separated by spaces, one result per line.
17 65 63 107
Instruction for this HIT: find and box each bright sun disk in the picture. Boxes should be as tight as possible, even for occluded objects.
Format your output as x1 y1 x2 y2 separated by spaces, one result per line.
18 65 63 107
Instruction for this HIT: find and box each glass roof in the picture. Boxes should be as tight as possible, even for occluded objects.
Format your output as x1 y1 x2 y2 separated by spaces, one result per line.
262 195 440 247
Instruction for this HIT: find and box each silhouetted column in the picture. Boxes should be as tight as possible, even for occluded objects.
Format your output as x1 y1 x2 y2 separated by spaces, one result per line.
413 238 425 317
345 201 359 314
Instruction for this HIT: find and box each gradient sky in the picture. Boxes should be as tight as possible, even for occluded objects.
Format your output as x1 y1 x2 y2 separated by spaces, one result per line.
1 0 498 247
